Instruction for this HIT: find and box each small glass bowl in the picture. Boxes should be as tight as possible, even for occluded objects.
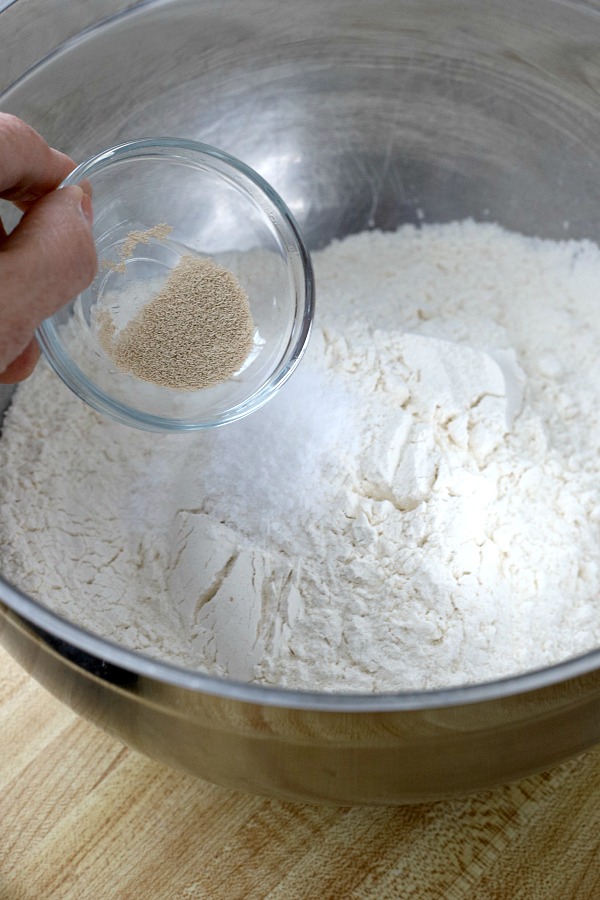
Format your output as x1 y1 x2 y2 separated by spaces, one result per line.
36 138 314 432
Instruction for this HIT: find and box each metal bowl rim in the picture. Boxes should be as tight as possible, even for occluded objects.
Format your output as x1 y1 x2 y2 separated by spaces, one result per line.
2 573 600 712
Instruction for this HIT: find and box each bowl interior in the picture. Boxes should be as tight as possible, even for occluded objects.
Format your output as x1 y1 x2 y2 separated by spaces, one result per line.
2 0 600 251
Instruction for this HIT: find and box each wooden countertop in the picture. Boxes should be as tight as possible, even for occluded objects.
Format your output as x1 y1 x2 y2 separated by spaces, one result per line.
1 644 600 900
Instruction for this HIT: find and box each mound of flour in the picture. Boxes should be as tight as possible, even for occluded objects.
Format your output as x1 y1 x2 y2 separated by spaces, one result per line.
3 221 600 692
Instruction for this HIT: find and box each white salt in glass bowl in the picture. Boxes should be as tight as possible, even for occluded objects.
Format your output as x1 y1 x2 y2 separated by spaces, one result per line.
36 138 314 431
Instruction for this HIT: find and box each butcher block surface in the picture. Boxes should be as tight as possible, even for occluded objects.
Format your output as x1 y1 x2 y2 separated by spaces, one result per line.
1 644 600 900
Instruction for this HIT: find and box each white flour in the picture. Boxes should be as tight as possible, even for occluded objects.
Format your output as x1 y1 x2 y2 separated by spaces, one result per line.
2 221 600 691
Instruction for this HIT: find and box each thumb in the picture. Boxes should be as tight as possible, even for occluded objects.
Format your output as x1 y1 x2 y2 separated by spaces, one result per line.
0 184 97 370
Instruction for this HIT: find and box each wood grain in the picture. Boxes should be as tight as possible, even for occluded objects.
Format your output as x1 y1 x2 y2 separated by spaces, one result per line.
1 643 600 900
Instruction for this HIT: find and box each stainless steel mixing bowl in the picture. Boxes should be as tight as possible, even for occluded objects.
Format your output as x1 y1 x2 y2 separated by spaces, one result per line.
3 0 600 805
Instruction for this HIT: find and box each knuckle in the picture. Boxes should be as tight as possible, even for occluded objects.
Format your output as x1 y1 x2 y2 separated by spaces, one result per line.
0 113 38 155
0 114 54 200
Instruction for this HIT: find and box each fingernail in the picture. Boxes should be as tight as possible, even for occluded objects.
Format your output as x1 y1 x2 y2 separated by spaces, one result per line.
80 191 94 227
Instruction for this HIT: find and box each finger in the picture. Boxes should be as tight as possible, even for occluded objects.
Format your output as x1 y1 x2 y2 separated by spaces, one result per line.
0 113 78 204
0 338 40 383
15 176 93 215
0 184 97 371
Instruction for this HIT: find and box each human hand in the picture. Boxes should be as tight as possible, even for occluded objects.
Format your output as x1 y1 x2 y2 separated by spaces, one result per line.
0 114 97 383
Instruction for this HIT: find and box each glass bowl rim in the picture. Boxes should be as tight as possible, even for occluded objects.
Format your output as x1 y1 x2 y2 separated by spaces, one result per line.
35 137 315 432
